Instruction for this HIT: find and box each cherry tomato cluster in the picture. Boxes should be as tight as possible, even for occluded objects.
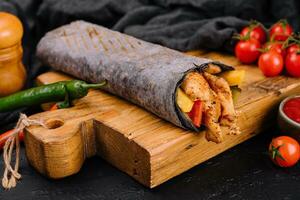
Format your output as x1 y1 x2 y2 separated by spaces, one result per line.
269 136 300 168
234 20 300 78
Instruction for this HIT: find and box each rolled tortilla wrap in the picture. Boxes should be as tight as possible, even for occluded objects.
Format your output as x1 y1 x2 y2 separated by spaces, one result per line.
36 20 233 132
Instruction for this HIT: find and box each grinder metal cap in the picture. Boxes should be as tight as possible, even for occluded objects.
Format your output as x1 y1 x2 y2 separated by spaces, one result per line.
0 12 23 49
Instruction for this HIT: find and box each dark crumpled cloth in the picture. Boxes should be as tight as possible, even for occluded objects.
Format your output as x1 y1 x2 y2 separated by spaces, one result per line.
0 0 299 128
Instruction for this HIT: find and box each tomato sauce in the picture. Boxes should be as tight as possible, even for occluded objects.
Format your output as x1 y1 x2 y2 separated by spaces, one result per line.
283 97 300 124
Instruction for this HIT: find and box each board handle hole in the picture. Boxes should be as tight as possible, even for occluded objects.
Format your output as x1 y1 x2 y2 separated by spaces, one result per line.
46 119 64 129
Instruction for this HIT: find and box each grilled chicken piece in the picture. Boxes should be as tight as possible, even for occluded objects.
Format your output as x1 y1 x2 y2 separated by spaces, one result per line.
181 72 211 101
203 72 240 135
205 64 222 74
181 72 223 143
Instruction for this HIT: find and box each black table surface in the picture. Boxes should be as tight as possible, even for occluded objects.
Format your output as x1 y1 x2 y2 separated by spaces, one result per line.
0 128 299 200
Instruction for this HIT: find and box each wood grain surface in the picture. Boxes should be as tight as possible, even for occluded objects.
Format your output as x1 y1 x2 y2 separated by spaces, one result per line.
24 51 300 188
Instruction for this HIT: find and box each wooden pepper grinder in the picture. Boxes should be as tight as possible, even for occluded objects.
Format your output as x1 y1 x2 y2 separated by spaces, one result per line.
0 12 26 97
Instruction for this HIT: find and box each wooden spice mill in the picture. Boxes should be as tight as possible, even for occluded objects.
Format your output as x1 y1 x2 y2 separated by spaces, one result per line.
0 12 26 97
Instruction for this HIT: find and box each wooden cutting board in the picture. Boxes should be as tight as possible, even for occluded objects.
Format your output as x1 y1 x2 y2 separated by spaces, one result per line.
25 50 300 188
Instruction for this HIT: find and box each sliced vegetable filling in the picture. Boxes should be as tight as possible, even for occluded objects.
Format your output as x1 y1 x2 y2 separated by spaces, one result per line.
176 68 245 143
188 100 203 128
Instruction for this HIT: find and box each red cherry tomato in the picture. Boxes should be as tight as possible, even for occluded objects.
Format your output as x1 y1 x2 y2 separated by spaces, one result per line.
269 136 300 167
235 39 261 64
270 20 293 41
258 51 283 77
286 44 300 55
285 52 300 77
240 25 266 44
264 42 286 58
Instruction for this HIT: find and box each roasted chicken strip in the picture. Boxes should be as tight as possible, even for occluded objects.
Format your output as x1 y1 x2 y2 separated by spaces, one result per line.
205 63 222 74
203 72 240 135
181 72 223 143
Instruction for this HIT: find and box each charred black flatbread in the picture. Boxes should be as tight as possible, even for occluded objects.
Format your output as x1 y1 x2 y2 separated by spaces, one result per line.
36 21 233 132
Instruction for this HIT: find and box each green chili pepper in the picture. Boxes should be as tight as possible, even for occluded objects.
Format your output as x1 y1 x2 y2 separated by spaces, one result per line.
0 80 106 112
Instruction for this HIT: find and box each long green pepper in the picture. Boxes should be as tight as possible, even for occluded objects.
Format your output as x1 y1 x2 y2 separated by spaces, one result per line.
0 80 106 112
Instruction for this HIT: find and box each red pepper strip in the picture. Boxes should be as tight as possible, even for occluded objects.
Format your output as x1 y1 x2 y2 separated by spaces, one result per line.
49 103 59 111
0 129 24 150
0 101 61 150
1 100 66 151
0 102 59 149
188 100 203 127
49 102 69 111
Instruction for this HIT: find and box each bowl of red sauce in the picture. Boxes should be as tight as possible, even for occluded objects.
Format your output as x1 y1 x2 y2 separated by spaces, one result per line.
278 95 300 141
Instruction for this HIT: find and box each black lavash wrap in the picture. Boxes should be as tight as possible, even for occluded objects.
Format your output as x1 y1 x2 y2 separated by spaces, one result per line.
36 20 233 132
